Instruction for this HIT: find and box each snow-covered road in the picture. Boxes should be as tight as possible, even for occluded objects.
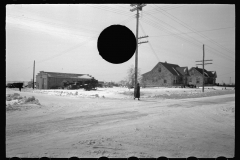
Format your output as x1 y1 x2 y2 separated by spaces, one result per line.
6 88 235 158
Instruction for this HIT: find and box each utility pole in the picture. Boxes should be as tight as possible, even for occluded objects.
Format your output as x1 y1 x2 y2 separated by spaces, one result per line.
33 60 35 89
196 44 213 92
230 77 231 85
130 4 147 96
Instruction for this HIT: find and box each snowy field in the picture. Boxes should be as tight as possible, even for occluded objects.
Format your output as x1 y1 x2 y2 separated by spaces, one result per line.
6 87 235 158
15 86 235 99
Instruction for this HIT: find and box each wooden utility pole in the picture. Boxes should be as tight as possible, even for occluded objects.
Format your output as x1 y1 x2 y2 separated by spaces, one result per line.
196 44 213 92
33 60 35 89
202 45 205 92
130 4 147 96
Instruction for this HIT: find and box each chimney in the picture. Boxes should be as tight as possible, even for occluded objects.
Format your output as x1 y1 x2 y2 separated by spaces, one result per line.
196 66 198 68
165 61 167 63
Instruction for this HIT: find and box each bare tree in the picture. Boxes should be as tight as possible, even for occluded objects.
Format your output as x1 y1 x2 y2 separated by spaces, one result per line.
125 65 142 89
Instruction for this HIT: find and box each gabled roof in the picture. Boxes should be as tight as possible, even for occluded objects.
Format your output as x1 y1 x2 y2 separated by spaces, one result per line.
142 62 188 76
142 71 151 76
193 67 216 78
160 62 182 76
176 67 189 76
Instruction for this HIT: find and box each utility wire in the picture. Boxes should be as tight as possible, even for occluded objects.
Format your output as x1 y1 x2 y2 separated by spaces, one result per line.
145 11 235 61
7 14 100 35
140 19 197 61
12 7 102 33
141 13 235 62
217 71 235 77
139 20 233 73
144 4 186 14
16 15 135 71
151 4 235 55
141 18 201 50
86 4 132 17
148 26 235 37
139 22 160 62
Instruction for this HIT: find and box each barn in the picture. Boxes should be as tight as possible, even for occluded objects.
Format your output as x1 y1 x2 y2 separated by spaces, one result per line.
36 71 94 89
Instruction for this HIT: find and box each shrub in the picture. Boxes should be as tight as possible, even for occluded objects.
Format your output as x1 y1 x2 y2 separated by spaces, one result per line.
25 96 35 102
6 97 12 101
13 93 20 97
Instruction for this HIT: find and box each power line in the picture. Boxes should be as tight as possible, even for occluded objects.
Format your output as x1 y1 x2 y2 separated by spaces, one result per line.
150 4 235 55
141 18 202 50
141 23 234 72
141 13 235 62
164 4 187 11
139 22 160 62
148 26 235 37
14 14 136 71
144 4 186 14
212 63 235 70
7 14 100 35
140 16 235 72
145 11 235 61
87 4 132 17
11 7 102 34
217 71 235 77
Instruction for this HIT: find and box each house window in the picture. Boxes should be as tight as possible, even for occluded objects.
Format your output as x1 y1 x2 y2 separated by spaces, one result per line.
158 67 161 72
196 77 200 83
164 79 167 83
189 78 192 82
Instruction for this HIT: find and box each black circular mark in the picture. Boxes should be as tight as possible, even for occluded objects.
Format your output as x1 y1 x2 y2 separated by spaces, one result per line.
97 25 136 64
98 156 109 160
39 157 50 160
216 156 227 160
157 156 168 160
127 156 139 160
187 156 198 160
69 157 80 160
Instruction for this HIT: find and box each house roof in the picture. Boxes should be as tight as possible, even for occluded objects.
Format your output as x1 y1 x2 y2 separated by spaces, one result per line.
194 67 216 78
142 71 151 76
160 62 183 76
142 62 188 76
176 67 189 76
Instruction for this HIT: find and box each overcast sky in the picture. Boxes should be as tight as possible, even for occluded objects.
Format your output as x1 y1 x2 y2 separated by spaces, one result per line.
6 4 235 84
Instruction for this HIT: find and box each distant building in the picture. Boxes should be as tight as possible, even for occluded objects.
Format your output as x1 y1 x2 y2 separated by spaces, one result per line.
141 61 217 88
27 81 36 88
142 61 189 87
188 67 217 87
36 71 94 89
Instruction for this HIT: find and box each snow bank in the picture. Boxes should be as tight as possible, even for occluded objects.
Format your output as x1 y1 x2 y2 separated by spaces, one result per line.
6 93 41 112
11 86 234 100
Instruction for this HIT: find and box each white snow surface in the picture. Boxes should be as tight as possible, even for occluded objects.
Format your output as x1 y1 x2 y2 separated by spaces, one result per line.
6 87 235 158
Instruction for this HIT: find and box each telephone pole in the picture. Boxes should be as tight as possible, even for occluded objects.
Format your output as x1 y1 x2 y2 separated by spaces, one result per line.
130 4 147 96
33 60 35 89
196 44 213 92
